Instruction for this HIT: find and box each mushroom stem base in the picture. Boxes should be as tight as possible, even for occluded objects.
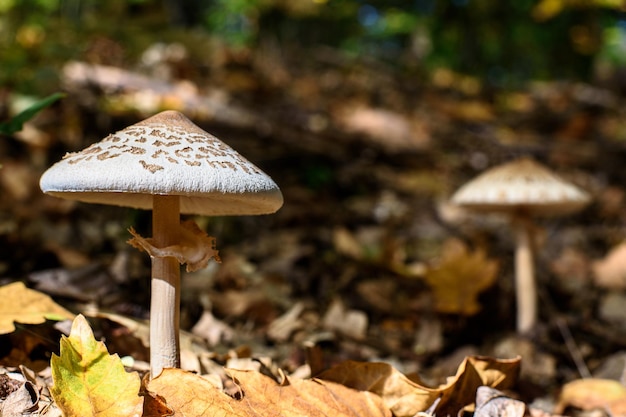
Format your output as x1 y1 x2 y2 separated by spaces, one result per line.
150 194 181 378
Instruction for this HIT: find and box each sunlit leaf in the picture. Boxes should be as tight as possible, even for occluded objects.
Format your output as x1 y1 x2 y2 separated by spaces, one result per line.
318 356 520 417
146 367 391 417
556 378 626 415
592 241 626 289
0 282 74 334
50 314 143 417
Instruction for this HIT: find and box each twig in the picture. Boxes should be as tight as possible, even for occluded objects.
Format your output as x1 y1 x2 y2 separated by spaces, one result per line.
556 317 591 379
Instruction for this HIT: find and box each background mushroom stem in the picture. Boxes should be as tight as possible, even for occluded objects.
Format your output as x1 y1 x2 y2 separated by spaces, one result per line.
150 194 181 378
514 216 537 335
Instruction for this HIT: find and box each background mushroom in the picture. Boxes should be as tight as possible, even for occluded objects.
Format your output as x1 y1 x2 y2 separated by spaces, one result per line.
40 110 283 377
451 157 590 334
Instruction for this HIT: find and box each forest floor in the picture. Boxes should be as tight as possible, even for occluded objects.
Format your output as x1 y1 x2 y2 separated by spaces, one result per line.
2 40 626 416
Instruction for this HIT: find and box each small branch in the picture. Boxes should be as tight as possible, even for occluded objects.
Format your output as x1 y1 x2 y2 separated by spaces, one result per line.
556 317 591 379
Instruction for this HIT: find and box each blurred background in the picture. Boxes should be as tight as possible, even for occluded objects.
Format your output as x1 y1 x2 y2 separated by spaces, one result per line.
2 0 626 399
2 0 626 91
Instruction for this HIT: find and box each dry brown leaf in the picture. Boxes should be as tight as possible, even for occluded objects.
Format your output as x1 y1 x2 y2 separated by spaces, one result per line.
555 378 626 415
146 368 391 417
333 227 366 261
437 98 494 122
318 361 437 417
0 282 74 334
337 106 430 152
424 239 499 315
0 381 39 417
142 377 174 417
592 242 626 289
322 298 368 340
267 302 305 343
317 356 520 417
191 310 235 346
229 369 392 417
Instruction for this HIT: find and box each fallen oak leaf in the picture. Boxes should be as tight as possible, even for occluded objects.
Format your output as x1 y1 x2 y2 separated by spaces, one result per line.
317 356 520 417
229 368 391 417
128 219 220 272
145 370 237 417
141 376 173 417
441 355 520 414
317 360 437 417
146 368 391 417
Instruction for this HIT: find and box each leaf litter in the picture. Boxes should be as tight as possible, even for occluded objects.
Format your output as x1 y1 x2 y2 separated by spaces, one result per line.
0 303 528 417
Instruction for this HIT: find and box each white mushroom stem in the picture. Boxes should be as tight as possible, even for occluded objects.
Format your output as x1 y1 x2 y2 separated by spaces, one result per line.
150 194 181 378
514 216 537 334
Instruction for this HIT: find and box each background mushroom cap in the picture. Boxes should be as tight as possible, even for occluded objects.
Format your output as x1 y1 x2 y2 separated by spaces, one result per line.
40 110 283 215
451 157 590 216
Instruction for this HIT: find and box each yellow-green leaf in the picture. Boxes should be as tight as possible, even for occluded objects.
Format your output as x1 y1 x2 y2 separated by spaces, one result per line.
50 314 143 417
0 281 74 334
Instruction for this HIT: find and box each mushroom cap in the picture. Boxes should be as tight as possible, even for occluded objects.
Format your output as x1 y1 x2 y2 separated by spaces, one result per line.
451 157 590 216
40 111 283 216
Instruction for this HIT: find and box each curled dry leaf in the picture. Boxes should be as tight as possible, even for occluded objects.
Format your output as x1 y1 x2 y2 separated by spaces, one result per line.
128 220 220 272
317 355 520 417
145 368 391 417
1 381 39 417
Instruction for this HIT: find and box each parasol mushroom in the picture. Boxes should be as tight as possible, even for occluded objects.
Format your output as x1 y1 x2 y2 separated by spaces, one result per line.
451 157 590 334
40 110 283 377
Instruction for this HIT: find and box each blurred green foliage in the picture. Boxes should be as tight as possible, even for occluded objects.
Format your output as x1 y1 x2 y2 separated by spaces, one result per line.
204 0 625 87
0 0 624 92
0 92 64 135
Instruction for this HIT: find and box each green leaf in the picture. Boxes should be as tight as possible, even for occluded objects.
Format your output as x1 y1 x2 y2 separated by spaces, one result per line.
50 314 143 417
0 92 65 135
